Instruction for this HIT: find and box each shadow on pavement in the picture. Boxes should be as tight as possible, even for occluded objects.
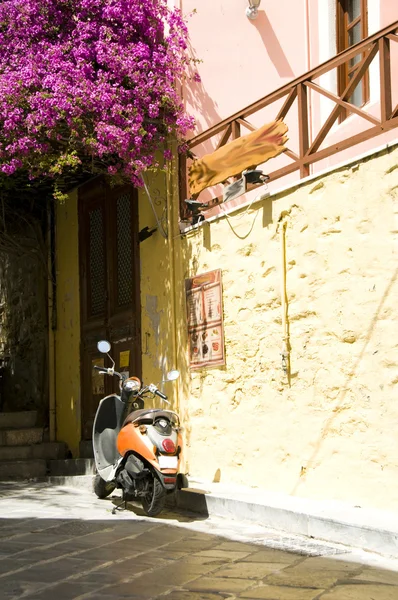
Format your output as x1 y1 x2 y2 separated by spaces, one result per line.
0 482 398 599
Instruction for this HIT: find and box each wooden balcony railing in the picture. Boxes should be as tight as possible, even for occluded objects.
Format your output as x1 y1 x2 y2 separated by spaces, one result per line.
180 20 398 217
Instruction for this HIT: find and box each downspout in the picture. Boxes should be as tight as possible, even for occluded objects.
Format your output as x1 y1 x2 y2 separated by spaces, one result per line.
166 150 180 412
47 200 57 441
280 220 291 385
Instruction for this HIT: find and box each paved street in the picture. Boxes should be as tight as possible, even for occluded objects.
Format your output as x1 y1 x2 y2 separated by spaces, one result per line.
0 482 398 599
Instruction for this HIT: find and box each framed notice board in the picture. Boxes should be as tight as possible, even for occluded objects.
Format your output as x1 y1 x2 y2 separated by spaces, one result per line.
185 269 225 369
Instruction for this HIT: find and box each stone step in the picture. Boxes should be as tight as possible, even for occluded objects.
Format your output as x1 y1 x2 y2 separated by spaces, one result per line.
0 428 43 447
0 411 38 430
0 459 47 480
79 440 94 458
48 458 95 477
0 442 67 462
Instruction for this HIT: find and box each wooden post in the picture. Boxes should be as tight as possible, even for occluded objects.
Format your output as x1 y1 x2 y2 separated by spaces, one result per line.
297 83 310 178
379 36 392 122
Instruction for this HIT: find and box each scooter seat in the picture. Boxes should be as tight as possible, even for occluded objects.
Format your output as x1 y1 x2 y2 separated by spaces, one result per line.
123 409 175 427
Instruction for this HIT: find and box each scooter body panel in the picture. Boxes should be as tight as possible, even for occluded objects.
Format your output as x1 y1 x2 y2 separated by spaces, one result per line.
117 422 182 477
92 394 124 482
117 423 159 470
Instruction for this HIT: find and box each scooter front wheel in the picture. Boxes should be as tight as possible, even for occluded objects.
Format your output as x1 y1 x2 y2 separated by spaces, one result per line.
141 476 166 517
93 473 116 499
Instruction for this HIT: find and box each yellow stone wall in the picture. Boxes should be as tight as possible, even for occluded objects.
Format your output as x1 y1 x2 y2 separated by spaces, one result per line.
53 174 178 457
54 189 81 456
52 146 398 510
174 146 398 510
137 169 183 415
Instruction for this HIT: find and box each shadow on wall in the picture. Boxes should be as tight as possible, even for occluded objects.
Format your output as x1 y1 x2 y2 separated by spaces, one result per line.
249 11 294 79
174 193 277 469
139 167 196 464
184 41 222 133
290 266 398 496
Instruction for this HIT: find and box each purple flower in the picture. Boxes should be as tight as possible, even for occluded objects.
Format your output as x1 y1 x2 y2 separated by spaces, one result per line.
163 149 173 161
0 0 195 190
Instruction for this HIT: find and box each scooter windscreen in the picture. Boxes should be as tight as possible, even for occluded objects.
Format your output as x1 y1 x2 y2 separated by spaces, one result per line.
92 394 125 481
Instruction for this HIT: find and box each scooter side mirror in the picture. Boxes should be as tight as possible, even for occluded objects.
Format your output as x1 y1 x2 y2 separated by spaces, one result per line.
166 369 180 382
97 340 111 354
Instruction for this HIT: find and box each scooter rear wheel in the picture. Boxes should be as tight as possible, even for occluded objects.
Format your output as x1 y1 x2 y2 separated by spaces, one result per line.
93 473 116 499
141 476 166 517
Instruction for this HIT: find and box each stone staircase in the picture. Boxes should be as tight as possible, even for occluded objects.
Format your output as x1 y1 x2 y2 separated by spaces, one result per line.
0 411 94 480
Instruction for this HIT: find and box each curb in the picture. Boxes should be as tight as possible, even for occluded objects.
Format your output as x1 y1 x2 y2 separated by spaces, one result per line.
44 474 398 557
174 485 398 558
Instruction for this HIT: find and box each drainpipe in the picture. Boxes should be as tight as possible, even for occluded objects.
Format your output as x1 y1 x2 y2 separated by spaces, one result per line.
166 149 180 412
47 200 56 441
280 220 291 384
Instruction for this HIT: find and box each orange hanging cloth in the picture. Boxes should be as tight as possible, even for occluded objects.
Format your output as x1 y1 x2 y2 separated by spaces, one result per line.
188 120 288 197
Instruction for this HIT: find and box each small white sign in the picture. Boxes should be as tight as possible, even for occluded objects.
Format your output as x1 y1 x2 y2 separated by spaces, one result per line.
158 455 178 469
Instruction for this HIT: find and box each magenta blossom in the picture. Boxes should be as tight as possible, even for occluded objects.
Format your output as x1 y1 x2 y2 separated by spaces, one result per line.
0 0 195 193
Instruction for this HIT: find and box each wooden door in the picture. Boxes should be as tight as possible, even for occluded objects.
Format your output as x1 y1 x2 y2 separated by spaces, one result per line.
79 179 141 440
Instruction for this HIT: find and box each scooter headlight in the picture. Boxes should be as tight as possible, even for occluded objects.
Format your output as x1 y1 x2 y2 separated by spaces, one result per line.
123 378 140 392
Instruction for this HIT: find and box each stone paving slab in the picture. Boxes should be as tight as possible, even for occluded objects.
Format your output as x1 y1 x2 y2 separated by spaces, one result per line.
0 482 398 599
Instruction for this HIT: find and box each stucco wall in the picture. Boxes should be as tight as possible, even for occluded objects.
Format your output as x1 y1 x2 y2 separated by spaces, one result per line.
176 145 398 510
53 177 178 456
55 190 81 455
138 169 182 414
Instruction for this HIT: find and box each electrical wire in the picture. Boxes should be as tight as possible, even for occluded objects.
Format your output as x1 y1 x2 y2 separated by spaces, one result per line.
217 183 268 239
141 172 168 239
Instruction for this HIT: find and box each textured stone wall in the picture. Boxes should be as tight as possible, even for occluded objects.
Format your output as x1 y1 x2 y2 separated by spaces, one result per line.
55 190 81 455
177 146 398 510
0 220 48 420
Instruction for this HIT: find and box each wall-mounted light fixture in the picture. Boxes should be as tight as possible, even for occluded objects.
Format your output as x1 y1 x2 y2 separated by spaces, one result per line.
246 0 261 20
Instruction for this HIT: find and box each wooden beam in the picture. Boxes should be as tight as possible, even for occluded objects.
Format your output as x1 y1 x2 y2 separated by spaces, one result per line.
284 149 300 161
194 115 398 212
304 116 398 166
236 118 257 132
297 83 309 177
261 162 299 183
265 115 398 184
231 120 241 140
188 21 398 148
379 37 392 122
305 81 380 125
387 33 398 43
276 88 297 121
306 43 378 156
179 154 190 215
216 124 232 150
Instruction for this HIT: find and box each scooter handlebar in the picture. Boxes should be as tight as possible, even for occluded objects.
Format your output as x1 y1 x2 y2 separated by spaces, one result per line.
92 366 121 378
155 390 168 401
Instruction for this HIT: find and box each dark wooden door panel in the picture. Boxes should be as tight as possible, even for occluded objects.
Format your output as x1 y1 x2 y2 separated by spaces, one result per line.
78 179 141 440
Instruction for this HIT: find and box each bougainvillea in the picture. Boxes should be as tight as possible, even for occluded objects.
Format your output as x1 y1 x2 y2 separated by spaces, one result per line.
0 0 194 197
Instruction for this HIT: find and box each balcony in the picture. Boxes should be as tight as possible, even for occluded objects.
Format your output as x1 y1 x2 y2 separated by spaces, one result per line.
180 20 398 219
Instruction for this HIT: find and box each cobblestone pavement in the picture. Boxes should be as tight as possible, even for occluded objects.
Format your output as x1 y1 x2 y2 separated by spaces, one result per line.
0 482 398 599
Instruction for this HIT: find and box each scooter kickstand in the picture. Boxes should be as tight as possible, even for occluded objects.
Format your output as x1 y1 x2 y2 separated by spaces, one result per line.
112 493 127 515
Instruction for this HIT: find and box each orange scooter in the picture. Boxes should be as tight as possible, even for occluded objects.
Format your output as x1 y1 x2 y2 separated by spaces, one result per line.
92 340 187 517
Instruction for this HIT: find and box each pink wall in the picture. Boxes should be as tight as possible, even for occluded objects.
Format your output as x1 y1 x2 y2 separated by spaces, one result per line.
183 0 308 135
181 1 398 206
